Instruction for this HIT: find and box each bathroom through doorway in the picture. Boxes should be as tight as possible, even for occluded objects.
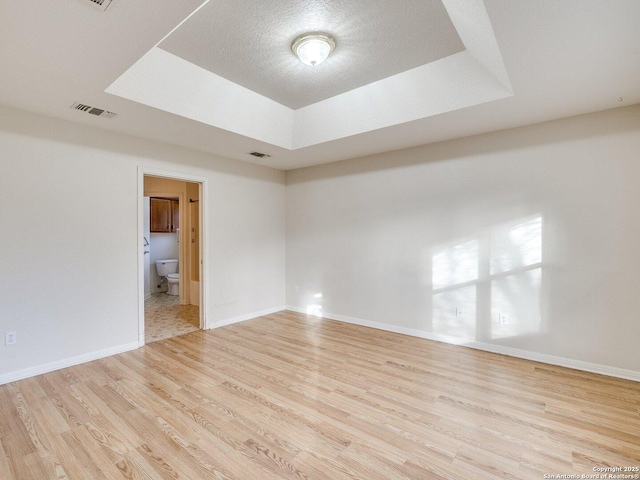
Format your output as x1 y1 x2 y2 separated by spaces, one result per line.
141 174 203 344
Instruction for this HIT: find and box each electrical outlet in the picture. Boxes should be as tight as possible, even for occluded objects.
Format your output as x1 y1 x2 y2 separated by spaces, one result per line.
6 331 16 346
295 285 299 293
498 313 509 325
456 307 464 318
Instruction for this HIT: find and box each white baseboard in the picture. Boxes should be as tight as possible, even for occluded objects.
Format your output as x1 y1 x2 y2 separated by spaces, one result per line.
212 305 286 329
5 308 636 386
460 341 640 382
0 341 140 386
0 305 286 385
285 306 640 383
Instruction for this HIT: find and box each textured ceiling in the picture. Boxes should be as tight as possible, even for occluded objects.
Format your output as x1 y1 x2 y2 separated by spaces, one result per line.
107 0 511 151
159 0 465 109
0 0 639 170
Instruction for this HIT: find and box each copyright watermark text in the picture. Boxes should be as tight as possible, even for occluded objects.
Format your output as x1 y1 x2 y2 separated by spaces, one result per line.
543 467 640 479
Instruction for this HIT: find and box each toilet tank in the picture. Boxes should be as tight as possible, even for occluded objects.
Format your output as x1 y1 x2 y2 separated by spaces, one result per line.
156 259 178 276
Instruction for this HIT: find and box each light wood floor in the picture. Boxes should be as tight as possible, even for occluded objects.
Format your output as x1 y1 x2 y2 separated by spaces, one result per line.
1 311 639 479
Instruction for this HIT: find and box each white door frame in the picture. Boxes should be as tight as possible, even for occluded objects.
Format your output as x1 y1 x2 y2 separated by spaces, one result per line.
137 166 209 346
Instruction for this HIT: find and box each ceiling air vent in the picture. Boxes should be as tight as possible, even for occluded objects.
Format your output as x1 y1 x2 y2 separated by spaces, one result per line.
83 0 112 11
70 102 117 119
248 151 271 158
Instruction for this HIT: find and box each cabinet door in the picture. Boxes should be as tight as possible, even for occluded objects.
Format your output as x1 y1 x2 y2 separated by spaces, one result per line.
150 198 172 232
171 200 180 232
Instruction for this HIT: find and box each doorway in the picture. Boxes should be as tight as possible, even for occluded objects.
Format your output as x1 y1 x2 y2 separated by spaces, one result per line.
138 168 207 345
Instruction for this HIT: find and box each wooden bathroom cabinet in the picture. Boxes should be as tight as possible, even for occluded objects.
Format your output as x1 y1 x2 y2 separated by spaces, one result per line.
150 197 179 232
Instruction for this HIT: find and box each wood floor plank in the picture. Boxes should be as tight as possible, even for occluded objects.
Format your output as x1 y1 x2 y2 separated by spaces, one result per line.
0 388 39 478
23 452 55 480
0 437 16 480
1 311 639 479
59 427 112 479
125 412 216 480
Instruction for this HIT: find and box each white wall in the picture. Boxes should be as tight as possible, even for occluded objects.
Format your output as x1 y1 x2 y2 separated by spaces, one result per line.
0 105 286 383
286 105 640 376
2 101 639 383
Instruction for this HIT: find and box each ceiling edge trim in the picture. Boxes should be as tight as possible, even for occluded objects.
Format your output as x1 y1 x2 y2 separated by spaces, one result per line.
104 0 512 151
443 0 512 93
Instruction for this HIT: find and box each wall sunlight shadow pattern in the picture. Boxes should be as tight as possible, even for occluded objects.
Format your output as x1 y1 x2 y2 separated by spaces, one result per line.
306 292 324 317
432 215 543 342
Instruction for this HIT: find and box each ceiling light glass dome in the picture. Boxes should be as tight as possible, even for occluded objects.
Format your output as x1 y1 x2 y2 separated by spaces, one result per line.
291 32 336 66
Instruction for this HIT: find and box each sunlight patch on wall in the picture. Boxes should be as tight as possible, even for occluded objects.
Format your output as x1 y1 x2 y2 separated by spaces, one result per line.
306 292 324 317
432 239 479 340
433 286 477 341
491 217 542 275
491 269 541 339
432 239 479 289
490 217 543 339
431 215 543 342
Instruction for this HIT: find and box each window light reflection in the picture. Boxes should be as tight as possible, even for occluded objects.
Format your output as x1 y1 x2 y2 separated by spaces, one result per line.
306 292 323 317
491 217 542 275
430 215 543 342
432 239 479 289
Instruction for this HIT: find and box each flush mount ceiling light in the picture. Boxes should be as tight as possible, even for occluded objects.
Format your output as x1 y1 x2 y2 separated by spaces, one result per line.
291 32 336 66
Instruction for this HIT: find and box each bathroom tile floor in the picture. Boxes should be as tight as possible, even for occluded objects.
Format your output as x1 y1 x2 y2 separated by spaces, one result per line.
145 292 199 343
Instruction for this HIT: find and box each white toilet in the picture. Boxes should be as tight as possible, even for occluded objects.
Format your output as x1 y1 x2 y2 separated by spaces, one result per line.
155 259 179 296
